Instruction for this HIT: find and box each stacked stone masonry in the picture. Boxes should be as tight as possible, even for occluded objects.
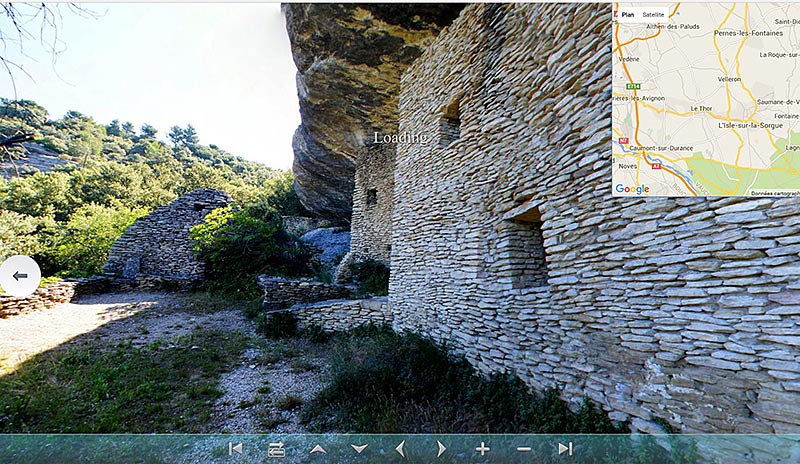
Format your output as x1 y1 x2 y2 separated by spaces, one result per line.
0 275 201 319
268 297 392 333
259 276 353 310
103 189 232 280
0 281 78 318
385 3 800 435
349 143 396 265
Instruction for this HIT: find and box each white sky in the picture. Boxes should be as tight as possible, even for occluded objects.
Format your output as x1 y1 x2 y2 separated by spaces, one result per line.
0 3 299 169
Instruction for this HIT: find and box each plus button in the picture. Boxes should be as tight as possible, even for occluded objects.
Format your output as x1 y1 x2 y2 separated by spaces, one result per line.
475 442 490 456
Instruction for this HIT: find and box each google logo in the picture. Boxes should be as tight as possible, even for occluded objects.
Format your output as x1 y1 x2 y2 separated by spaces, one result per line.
615 184 650 195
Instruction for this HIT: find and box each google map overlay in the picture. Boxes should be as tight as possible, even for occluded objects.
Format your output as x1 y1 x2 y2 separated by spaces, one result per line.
612 3 800 197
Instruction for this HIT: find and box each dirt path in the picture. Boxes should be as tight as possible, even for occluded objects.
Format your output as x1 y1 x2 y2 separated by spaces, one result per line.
0 291 328 437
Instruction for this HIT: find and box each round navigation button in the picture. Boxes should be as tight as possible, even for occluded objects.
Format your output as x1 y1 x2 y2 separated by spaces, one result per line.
0 255 42 297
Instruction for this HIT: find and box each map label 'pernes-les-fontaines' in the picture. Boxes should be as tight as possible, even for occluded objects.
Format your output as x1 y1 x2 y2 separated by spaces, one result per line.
612 3 800 197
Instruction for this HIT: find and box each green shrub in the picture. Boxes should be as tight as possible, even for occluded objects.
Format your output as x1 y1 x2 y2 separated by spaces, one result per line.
302 325 627 435
0 210 44 261
351 259 390 296
190 206 315 295
301 324 331 344
49 203 147 277
256 312 298 339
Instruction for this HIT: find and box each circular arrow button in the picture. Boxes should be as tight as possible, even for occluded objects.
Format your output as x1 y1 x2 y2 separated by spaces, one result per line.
0 255 42 297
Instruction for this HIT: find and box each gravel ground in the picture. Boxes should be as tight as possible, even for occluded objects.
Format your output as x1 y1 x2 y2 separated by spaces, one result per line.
206 340 328 434
0 292 259 374
1 291 331 463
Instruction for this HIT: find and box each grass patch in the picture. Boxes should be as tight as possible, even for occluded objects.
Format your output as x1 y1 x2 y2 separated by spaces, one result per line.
171 291 262 319
275 395 303 411
0 330 250 433
289 358 317 373
260 344 296 364
258 411 288 429
301 325 626 434
257 383 272 395
256 311 298 339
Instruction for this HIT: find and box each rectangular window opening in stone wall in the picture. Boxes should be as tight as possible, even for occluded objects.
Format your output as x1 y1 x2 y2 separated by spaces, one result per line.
501 206 549 289
439 96 462 148
366 188 378 206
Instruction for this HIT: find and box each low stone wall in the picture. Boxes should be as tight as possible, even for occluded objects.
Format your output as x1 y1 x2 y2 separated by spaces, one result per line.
0 281 78 318
0 274 202 318
268 297 392 332
259 276 353 310
103 275 202 293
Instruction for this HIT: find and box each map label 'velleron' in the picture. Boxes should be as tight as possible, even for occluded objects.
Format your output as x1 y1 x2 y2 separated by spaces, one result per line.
612 3 800 197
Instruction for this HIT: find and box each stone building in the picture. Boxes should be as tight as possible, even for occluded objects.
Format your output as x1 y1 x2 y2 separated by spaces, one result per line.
334 143 395 282
389 3 800 435
349 143 396 265
103 189 231 280
287 3 800 438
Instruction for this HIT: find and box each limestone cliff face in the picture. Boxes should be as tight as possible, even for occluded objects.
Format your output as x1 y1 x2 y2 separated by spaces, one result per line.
283 3 463 220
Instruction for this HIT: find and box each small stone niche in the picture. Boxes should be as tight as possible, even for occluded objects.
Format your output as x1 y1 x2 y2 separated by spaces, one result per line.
439 96 462 147
500 204 548 288
366 188 378 206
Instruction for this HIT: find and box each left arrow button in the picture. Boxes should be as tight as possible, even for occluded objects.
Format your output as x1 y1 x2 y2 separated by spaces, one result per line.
0 255 41 297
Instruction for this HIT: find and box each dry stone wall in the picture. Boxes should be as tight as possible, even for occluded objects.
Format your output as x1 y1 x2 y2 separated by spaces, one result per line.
391 3 800 435
0 281 78 318
350 143 396 265
267 297 392 332
103 189 231 280
0 276 122 318
259 276 353 310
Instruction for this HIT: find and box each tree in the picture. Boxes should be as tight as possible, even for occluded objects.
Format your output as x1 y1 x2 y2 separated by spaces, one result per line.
183 124 199 146
0 99 48 125
0 210 43 261
106 119 122 137
50 203 147 277
168 124 199 151
121 121 135 138
140 124 157 139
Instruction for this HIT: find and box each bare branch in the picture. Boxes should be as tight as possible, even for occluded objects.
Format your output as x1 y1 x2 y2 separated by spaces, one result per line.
0 2 99 98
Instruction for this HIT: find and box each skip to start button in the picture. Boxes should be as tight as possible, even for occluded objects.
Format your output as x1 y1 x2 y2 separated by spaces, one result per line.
0 255 42 297
615 7 669 24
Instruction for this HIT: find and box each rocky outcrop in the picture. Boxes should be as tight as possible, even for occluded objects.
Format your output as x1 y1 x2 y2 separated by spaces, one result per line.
0 143 72 178
299 227 350 265
283 3 463 220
